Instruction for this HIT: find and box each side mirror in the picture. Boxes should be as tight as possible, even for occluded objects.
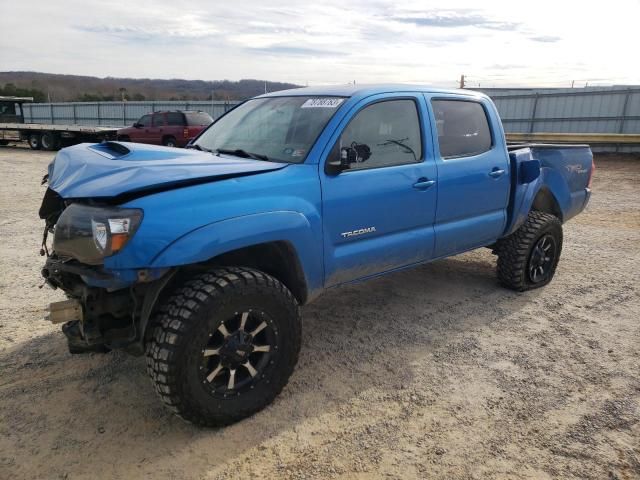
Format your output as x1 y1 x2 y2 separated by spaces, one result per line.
520 159 541 184
133 122 142 128
325 143 372 175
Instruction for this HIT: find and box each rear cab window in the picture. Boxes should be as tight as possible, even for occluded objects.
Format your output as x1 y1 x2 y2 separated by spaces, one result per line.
431 99 492 158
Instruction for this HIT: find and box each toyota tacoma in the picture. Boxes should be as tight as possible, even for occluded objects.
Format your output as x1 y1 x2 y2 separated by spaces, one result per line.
38 85 594 426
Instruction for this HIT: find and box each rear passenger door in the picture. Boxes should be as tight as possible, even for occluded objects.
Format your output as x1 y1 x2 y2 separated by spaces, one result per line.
166 112 186 145
427 95 510 257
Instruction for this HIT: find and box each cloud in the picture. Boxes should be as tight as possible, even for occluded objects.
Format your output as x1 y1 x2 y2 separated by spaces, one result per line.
1 0 637 87
75 14 219 42
247 45 346 57
393 10 520 31
529 35 562 43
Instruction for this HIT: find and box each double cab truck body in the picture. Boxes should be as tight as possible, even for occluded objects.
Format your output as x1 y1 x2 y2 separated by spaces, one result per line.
38 85 594 426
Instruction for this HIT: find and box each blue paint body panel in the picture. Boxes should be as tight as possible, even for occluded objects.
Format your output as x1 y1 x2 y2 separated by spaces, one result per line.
46 85 593 302
47 141 286 198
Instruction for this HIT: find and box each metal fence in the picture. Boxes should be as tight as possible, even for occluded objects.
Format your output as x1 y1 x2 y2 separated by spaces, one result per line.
22 86 640 152
22 101 239 128
478 86 640 152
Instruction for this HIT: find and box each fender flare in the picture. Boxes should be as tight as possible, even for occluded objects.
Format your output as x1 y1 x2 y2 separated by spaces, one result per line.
149 210 323 291
504 166 570 237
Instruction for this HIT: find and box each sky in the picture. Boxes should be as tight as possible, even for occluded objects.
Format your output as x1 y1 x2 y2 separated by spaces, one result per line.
2 0 640 88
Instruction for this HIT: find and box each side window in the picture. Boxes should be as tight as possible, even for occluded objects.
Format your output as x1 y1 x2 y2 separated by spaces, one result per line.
152 113 165 127
337 99 422 171
166 112 184 126
138 114 152 127
431 100 492 158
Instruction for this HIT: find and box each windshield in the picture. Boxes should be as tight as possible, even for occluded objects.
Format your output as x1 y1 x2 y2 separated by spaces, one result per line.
194 96 346 163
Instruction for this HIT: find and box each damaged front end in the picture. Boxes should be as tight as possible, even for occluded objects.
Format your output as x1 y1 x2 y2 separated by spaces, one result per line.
39 187 172 355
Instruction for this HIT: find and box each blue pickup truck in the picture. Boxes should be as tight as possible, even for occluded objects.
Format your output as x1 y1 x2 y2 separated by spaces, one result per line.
39 85 594 426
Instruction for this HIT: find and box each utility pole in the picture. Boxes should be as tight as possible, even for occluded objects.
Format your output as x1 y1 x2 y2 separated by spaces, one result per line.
459 74 466 89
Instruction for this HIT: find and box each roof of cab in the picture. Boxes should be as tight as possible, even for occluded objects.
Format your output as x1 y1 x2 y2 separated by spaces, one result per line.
259 83 487 100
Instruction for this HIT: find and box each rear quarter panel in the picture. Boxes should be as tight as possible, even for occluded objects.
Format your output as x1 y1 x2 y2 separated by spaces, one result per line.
503 145 593 236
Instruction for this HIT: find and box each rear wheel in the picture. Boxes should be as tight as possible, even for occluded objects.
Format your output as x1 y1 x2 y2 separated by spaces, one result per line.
146 267 301 427
0 140 9 146
28 133 41 150
41 131 60 151
163 136 177 147
495 211 563 291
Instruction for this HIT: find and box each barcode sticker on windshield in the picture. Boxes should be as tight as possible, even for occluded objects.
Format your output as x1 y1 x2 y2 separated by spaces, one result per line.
301 98 344 108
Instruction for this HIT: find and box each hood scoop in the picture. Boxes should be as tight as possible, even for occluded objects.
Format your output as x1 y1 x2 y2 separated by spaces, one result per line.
89 141 132 159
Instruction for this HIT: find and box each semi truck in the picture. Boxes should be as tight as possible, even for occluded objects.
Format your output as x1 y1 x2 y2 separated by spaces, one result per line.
0 96 117 150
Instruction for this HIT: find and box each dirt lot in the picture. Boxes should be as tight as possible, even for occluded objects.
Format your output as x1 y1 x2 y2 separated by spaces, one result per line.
0 146 638 480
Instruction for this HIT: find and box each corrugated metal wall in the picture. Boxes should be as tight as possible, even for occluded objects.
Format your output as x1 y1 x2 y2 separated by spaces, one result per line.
22 101 237 127
21 86 640 152
477 86 640 152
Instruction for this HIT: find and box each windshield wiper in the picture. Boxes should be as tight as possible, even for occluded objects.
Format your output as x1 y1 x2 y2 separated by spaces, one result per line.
215 148 271 162
185 144 212 152
377 137 417 162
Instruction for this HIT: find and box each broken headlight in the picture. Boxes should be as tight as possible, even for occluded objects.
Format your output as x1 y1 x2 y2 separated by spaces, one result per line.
53 204 143 265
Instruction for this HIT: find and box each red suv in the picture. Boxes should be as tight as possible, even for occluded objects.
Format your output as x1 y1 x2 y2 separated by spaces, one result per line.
117 110 213 147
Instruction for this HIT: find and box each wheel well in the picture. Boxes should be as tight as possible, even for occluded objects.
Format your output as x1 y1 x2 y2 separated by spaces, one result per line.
531 188 563 222
163 135 176 142
139 241 309 352
207 241 309 304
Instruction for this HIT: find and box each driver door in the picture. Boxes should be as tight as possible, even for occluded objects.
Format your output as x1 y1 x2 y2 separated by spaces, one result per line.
320 94 438 287
130 114 151 143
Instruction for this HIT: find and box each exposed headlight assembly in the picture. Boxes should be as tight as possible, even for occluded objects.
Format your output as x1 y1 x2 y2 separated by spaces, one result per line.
53 204 143 265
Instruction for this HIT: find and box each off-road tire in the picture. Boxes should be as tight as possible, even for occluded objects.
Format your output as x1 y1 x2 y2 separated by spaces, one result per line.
146 267 301 427
495 211 563 291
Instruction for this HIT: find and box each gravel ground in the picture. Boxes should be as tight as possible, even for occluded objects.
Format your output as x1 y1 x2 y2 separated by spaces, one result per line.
0 146 639 480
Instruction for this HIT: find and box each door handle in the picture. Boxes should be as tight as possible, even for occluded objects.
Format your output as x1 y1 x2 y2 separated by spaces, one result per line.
413 178 436 190
488 168 505 178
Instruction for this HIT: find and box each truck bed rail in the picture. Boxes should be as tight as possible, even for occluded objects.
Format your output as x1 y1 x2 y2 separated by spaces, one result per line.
506 132 640 145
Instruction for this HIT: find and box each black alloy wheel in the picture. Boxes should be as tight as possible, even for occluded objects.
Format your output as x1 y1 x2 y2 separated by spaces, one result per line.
200 309 278 397
146 267 301 427
528 234 557 284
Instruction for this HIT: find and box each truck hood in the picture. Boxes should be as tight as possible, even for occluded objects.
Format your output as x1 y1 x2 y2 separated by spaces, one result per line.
47 142 288 199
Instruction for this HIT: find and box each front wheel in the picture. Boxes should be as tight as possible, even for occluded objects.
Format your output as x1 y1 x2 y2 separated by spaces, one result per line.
495 211 563 291
146 267 301 427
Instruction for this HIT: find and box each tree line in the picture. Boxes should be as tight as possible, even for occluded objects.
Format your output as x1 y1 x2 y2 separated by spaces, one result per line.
0 72 300 102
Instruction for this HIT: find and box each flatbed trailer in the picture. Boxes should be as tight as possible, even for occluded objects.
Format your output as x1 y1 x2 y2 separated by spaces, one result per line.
0 96 117 150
